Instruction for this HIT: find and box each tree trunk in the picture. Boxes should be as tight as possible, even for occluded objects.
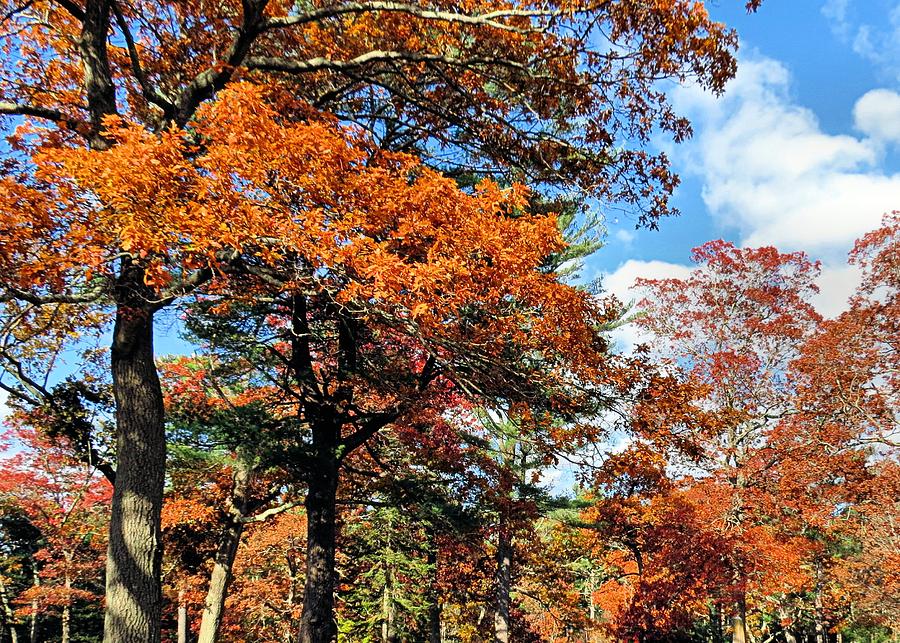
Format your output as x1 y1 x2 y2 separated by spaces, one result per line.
711 602 723 643
427 546 441 643
587 572 596 623
494 528 511 643
62 555 71 643
104 276 165 643
177 591 188 643
814 561 826 643
197 459 253 643
29 567 38 643
428 603 442 643
731 599 746 643
0 577 18 643
380 519 397 643
298 459 339 643
380 567 396 643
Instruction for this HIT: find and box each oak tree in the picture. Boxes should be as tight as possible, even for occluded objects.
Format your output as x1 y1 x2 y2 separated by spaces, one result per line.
0 1 752 639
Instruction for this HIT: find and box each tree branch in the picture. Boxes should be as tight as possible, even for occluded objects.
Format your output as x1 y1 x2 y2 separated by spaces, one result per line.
110 0 175 118
262 2 553 34
246 49 537 77
79 0 118 146
54 0 86 21
0 284 106 305
340 410 400 457
173 0 270 127
239 499 302 523
0 100 84 126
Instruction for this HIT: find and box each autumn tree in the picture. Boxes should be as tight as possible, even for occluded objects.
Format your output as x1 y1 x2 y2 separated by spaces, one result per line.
634 241 823 641
0 1 754 640
773 211 900 641
159 354 311 643
0 416 111 643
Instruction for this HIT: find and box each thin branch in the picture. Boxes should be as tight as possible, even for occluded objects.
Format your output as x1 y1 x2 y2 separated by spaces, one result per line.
110 0 175 117
0 284 106 305
2 0 36 23
239 499 302 523
0 100 81 125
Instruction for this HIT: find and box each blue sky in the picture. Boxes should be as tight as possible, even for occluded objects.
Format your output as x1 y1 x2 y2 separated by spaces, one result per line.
593 0 900 322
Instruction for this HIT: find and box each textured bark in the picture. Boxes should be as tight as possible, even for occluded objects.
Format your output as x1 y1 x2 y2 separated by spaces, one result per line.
104 272 165 643
494 529 511 643
814 561 826 643
298 458 339 643
380 567 396 643
196 460 252 643
79 0 117 146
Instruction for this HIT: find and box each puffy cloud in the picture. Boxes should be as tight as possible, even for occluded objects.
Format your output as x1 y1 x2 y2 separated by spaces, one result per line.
602 259 692 305
672 57 898 259
854 88 900 143
597 46 897 331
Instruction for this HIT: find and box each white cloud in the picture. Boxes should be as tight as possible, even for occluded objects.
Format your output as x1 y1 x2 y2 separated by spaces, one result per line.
596 47 897 323
613 228 636 245
823 0 900 84
822 0 851 38
672 57 898 259
601 259 692 352
813 263 863 319
601 256 860 341
602 259 692 302
854 88 900 143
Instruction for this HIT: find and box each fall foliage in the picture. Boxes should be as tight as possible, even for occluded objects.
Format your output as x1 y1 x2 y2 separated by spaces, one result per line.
0 0 898 642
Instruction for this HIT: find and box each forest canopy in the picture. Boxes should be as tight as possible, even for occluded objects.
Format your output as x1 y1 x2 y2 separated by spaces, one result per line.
0 1 896 643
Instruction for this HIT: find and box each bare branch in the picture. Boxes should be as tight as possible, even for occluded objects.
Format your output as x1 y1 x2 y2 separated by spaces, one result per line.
110 0 175 117
0 283 107 305
262 2 554 34
173 0 270 127
247 50 534 76
0 100 80 125
239 500 302 523
2 0 36 23
340 410 400 456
